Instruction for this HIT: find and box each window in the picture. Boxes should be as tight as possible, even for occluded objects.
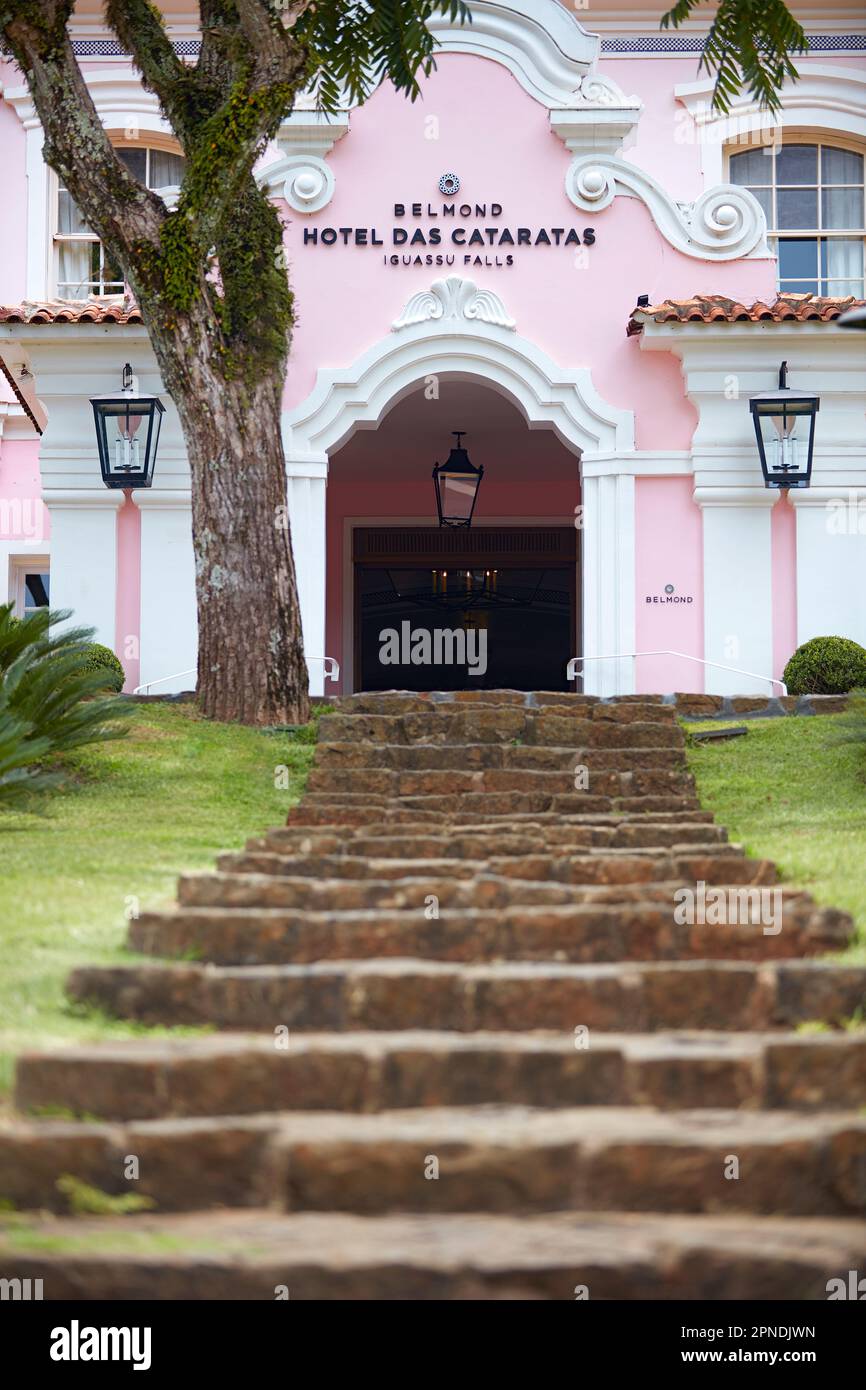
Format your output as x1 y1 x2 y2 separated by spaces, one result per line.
55 146 185 299
729 142 865 296
9 561 50 618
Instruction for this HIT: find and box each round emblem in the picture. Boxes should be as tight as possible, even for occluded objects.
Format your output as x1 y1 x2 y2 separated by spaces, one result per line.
664 584 675 594
438 172 460 196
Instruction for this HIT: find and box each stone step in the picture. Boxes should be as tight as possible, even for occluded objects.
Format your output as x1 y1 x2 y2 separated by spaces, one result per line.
65 958 866 1032
317 712 683 748
2 1207 863 1299
330 694 678 722
3 1106 864 1218
16 1030 866 1121
313 742 688 772
177 867 795 911
292 792 700 818
277 816 725 847
219 850 766 887
126 898 849 965
305 768 695 799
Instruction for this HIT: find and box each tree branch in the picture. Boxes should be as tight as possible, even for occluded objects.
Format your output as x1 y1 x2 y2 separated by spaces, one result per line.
104 0 197 141
0 0 165 260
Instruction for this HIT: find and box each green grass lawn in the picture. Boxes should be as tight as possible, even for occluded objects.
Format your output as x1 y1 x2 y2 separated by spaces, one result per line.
685 714 866 955
0 703 314 1096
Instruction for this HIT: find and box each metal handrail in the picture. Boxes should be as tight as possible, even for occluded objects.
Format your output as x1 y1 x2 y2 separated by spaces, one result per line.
566 650 787 697
133 655 340 696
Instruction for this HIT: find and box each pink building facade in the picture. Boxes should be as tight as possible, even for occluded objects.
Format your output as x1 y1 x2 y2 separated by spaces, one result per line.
0 0 864 697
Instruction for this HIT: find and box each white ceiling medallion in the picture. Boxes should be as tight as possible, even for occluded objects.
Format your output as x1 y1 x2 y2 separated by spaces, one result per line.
392 276 517 331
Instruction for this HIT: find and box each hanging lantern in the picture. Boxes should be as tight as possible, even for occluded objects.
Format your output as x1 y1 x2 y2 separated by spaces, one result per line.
432 431 484 527
749 361 819 490
91 362 165 489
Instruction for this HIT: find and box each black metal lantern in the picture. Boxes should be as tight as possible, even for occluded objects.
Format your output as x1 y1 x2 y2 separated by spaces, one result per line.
91 363 165 489
749 361 819 490
432 431 483 527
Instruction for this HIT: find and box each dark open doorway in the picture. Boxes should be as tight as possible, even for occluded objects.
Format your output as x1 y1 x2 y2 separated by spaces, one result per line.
354 526 577 692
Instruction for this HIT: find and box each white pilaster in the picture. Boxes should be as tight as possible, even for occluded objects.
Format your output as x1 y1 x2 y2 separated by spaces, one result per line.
133 490 197 694
581 470 636 695
792 488 866 651
42 489 123 649
285 458 328 697
697 489 778 694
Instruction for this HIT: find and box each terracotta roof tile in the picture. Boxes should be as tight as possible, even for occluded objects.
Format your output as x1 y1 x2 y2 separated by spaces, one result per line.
0 298 144 325
627 293 865 336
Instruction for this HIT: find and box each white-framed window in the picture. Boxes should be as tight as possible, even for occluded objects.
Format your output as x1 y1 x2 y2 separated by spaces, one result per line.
9 559 50 618
729 140 865 296
55 146 186 300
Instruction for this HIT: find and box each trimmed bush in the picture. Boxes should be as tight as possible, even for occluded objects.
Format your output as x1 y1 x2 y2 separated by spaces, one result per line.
0 603 129 808
783 636 866 696
81 642 125 693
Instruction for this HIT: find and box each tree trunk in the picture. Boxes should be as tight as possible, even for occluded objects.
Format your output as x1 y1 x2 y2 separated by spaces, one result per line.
149 315 310 726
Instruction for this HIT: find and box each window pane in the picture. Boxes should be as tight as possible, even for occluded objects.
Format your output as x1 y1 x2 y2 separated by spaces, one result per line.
777 187 818 230
149 149 185 188
778 237 818 280
823 147 864 185
822 185 864 229
24 573 49 608
57 188 90 235
117 147 147 182
776 144 818 184
57 240 96 297
729 148 773 185
748 187 773 224
822 237 864 283
778 280 820 293
826 280 865 296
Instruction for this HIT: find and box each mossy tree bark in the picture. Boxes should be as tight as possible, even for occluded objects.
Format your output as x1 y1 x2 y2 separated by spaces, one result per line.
0 0 313 724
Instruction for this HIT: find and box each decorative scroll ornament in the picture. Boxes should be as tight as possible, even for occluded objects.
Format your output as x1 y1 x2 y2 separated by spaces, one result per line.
393 276 517 331
565 154 770 261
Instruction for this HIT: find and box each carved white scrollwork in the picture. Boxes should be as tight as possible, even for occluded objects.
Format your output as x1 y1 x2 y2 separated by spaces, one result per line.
564 154 770 261
392 276 516 331
270 155 335 214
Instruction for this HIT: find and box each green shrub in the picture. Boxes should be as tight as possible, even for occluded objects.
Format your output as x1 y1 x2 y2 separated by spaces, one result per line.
783 636 866 696
80 642 125 693
0 603 129 808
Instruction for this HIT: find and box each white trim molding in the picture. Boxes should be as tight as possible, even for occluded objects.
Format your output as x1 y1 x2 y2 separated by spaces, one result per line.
392 276 516 331
565 155 770 260
675 64 866 188
284 276 634 462
259 112 351 213
425 0 598 108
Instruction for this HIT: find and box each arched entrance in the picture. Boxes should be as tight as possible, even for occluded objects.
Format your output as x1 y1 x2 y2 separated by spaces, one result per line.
282 276 634 694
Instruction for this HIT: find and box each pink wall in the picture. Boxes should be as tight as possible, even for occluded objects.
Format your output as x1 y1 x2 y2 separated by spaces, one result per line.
115 494 141 692
282 53 776 450
772 494 797 681
0 437 49 542
634 476 704 692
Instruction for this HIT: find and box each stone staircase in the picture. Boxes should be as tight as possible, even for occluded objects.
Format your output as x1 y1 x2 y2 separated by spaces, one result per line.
1 690 865 1300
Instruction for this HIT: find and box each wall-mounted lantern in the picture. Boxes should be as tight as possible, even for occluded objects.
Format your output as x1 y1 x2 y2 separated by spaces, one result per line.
91 362 164 489
432 431 483 527
749 361 819 490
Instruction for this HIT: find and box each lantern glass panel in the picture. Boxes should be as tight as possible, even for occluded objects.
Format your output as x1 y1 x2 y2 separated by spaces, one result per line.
439 468 478 524
102 402 148 478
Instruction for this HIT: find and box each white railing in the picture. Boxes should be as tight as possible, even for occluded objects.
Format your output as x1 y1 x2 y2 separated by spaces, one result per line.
566 650 787 697
133 655 340 696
